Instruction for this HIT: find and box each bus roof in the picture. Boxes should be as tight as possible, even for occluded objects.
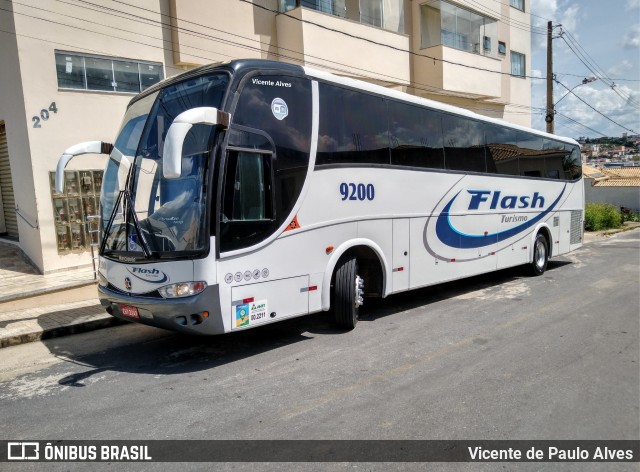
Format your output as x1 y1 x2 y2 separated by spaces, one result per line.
131 59 578 147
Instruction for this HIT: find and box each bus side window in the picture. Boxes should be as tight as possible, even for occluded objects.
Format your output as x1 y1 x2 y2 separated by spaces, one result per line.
317 83 389 166
564 145 582 180
222 151 273 222
485 125 519 176
442 115 486 172
518 133 545 178
389 100 444 169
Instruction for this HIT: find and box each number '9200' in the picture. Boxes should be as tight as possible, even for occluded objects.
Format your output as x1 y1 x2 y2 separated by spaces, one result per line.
339 183 375 201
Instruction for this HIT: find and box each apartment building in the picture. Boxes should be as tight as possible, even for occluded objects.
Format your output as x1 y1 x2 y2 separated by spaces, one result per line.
0 0 532 273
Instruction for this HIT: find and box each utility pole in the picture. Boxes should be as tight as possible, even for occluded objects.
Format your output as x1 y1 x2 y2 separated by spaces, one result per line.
546 21 554 134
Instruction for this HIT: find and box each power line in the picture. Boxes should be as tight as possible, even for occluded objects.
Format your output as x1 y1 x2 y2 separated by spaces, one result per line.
554 79 639 134
554 111 607 137
238 0 544 80
559 30 640 110
58 0 548 112
1 0 555 129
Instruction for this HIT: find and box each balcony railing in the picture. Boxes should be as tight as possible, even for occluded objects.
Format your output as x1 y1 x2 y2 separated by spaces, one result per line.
278 0 403 34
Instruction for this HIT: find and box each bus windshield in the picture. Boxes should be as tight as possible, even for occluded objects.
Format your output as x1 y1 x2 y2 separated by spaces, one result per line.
101 72 230 260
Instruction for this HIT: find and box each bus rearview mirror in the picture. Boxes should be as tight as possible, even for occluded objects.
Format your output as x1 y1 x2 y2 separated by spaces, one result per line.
162 107 230 179
55 141 113 193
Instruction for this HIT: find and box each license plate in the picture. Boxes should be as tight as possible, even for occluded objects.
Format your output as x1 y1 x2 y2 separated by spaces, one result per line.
121 305 140 319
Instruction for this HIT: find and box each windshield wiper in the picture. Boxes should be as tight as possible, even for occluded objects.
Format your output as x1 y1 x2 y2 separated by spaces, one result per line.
99 189 153 259
123 190 153 258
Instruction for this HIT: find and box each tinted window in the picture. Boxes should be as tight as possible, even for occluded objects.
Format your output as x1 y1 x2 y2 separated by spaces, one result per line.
56 54 85 89
485 125 519 175
389 101 444 169
85 57 113 91
316 83 389 166
518 133 545 177
223 151 273 222
442 115 486 172
226 74 312 252
55 52 164 93
564 144 582 180
113 60 141 93
542 138 569 179
220 129 276 253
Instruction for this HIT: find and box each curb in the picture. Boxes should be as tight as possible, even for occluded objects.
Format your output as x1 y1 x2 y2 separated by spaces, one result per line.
0 313 127 349
584 223 640 243
0 280 97 304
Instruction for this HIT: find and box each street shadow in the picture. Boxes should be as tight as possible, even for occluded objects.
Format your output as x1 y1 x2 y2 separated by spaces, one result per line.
43 259 573 386
46 315 321 386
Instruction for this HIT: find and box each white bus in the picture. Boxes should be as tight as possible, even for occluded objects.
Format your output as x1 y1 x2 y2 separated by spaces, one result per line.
56 59 584 334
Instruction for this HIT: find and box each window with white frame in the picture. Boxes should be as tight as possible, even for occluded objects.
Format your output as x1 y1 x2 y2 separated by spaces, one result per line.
510 51 526 77
55 52 164 93
420 0 497 57
509 0 524 12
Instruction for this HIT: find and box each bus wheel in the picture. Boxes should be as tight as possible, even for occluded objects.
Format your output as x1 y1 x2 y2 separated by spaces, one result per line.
333 257 364 330
530 233 548 276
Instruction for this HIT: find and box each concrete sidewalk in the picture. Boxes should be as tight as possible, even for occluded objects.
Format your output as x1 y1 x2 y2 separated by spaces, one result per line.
0 223 638 349
0 240 124 348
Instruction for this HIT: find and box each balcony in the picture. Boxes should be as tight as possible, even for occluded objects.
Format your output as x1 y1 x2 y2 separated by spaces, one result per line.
276 5 410 87
278 0 404 34
413 0 503 100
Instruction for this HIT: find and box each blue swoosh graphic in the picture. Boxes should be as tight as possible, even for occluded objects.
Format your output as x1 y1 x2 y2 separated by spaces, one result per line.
435 185 566 249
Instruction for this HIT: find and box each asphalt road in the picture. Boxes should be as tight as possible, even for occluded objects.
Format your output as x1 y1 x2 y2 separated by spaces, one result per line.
1 231 638 471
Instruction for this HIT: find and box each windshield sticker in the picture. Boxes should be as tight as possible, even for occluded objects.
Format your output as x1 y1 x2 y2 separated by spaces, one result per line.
127 234 139 251
271 98 288 121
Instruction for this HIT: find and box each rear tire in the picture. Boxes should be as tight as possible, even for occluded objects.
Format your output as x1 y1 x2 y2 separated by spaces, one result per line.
333 257 363 330
530 233 549 276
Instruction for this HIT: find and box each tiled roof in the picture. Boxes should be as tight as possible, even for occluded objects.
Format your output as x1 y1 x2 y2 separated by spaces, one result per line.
582 164 606 179
594 178 640 187
583 164 640 187
601 167 640 179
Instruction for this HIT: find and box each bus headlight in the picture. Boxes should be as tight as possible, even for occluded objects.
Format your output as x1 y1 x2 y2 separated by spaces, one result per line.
97 271 108 287
158 281 207 298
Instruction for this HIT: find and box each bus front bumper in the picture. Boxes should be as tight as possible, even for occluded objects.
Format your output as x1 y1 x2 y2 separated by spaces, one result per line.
98 284 226 335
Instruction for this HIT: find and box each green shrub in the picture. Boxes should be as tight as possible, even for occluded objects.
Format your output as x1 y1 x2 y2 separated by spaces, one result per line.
621 207 640 223
584 203 623 231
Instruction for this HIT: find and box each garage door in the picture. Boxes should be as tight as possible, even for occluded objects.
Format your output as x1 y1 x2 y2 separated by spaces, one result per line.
0 122 19 240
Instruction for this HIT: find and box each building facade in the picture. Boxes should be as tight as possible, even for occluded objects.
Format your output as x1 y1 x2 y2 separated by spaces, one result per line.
0 0 532 273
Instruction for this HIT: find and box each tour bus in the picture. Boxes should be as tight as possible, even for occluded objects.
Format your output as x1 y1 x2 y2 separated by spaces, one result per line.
56 59 584 335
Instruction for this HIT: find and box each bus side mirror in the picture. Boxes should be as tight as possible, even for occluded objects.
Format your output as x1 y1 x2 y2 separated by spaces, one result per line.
55 141 113 193
162 107 230 179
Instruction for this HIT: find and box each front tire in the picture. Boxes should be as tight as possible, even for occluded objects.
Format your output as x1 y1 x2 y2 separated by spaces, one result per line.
530 233 549 276
333 257 364 330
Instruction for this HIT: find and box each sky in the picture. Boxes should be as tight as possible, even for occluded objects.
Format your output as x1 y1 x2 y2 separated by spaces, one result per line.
529 0 640 139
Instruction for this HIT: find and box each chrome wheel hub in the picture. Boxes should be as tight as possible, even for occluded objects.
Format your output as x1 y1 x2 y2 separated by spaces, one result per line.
355 275 364 307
